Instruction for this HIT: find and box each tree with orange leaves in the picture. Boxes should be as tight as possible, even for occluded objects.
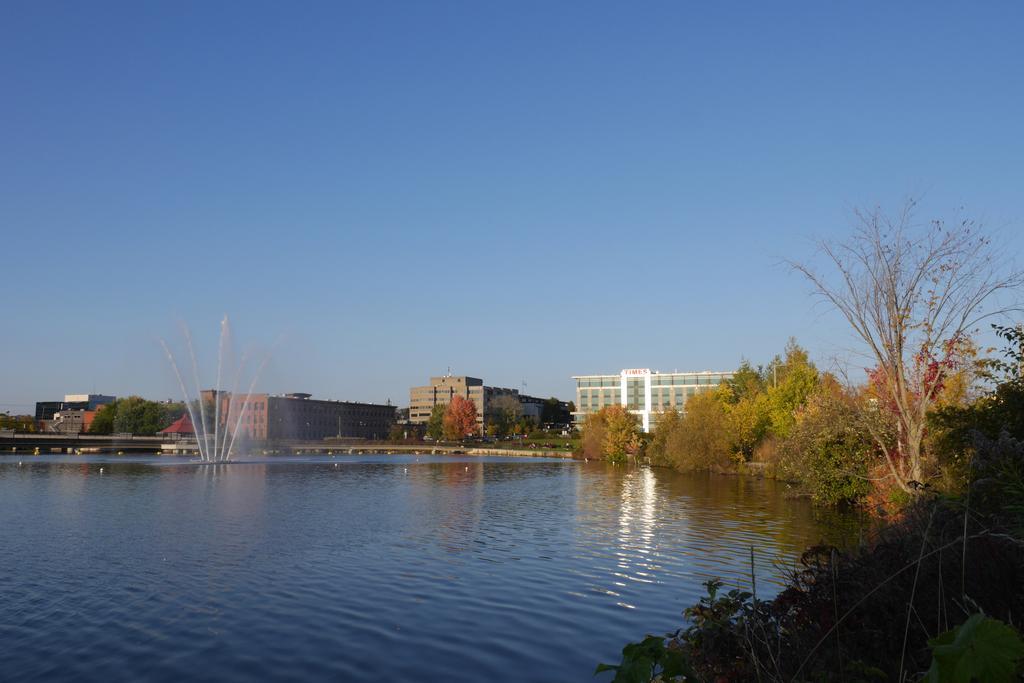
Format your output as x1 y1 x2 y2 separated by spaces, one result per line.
443 395 478 440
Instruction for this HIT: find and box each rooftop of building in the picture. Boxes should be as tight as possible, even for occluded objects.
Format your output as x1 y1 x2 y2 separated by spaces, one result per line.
205 390 393 407
572 369 734 379
268 393 393 407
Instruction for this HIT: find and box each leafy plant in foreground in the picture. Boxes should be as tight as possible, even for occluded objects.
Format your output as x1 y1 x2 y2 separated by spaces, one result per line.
925 613 1024 682
594 635 693 683
595 580 754 682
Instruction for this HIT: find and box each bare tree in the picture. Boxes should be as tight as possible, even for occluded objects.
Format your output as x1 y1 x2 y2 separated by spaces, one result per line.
791 199 1022 493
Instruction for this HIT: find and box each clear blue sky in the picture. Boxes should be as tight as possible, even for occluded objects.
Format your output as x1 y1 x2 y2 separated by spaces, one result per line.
2 1 1023 410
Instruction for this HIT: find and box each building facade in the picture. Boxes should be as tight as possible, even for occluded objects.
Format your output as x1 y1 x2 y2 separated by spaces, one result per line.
48 409 97 433
408 375 521 434
63 394 116 410
35 394 115 422
217 392 395 442
572 368 734 432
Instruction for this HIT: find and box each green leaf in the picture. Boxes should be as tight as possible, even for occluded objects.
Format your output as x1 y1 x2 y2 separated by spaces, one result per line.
612 655 655 683
660 648 695 679
926 614 1024 682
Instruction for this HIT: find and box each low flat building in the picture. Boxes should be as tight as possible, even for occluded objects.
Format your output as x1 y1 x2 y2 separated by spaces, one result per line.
215 392 395 442
572 368 734 432
34 401 63 422
517 395 573 427
46 409 96 433
35 394 115 424
63 394 116 410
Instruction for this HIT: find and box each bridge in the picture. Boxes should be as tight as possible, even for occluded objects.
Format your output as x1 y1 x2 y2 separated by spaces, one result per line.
0 432 169 453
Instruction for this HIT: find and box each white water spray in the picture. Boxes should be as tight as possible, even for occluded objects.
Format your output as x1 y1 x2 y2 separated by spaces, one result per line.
159 317 269 462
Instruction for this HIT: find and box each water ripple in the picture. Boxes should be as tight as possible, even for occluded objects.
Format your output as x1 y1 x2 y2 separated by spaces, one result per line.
0 455 862 682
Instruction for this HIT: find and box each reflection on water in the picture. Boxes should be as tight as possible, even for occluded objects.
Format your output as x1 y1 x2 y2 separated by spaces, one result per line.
612 468 659 607
0 455 864 682
572 462 864 631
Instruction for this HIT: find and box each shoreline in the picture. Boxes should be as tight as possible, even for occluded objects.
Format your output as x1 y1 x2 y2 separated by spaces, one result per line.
2 445 574 460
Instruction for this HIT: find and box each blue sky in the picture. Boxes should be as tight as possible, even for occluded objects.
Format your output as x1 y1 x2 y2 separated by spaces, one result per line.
2 1 1023 410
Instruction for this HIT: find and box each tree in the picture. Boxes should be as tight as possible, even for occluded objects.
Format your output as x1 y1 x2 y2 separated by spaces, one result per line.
580 410 608 459
602 405 642 463
541 397 569 425
929 323 1024 492
112 396 166 435
0 413 35 432
88 398 182 435
764 339 819 439
443 395 478 440
725 391 771 460
580 405 641 463
88 402 116 434
777 379 875 506
672 390 733 471
726 359 766 403
426 404 446 440
648 408 683 466
489 394 521 437
792 200 1023 493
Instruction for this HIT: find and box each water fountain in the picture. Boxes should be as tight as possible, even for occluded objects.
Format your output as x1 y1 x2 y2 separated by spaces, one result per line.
159 316 269 462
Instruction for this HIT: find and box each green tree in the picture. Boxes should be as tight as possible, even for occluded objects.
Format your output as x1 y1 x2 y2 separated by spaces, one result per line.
765 339 819 439
426 403 446 440
778 379 874 505
88 402 117 434
88 398 181 435
726 359 766 403
111 396 168 435
540 397 568 424
929 323 1024 493
0 413 36 432
489 394 521 437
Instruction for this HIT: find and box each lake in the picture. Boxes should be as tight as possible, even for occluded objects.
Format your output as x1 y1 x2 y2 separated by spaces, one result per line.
0 454 861 681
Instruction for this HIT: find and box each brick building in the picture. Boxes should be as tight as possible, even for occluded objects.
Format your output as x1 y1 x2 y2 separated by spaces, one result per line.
209 392 395 442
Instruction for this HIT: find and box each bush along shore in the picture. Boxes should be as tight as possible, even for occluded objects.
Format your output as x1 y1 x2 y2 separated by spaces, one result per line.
591 328 1024 680
596 434 1024 681
590 205 1024 680
589 342 1024 679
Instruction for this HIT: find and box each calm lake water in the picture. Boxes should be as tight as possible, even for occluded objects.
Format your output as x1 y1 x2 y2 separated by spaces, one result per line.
0 454 861 682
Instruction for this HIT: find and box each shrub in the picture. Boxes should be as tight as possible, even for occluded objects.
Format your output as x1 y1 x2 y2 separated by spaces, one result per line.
671 392 732 471
600 489 1024 681
580 406 641 463
778 385 874 506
